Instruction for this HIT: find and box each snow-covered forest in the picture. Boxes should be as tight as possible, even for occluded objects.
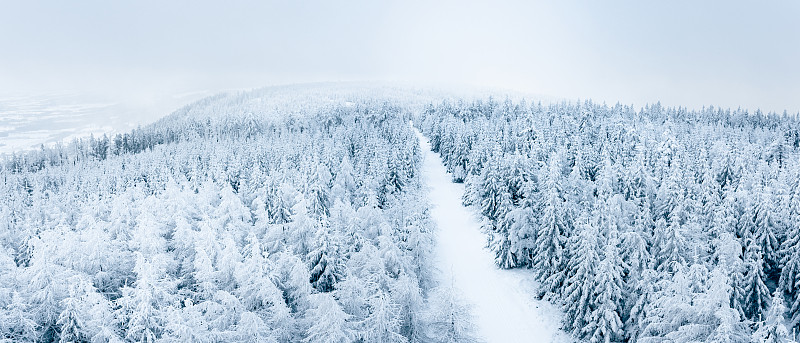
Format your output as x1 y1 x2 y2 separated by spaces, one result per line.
0 87 480 342
417 98 800 342
3 85 800 342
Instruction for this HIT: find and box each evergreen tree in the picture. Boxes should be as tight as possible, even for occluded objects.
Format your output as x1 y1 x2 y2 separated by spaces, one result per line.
236 311 278 343
389 274 425 342
714 232 747 317
504 206 536 268
235 233 290 331
534 157 569 295
653 218 686 273
624 269 657 342
0 292 38 342
116 253 176 343
587 233 625 343
303 293 355 343
307 224 342 293
479 156 511 222
753 291 796 343
638 268 693 342
274 253 313 314
741 244 771 321
288 197 318 258
359 290 406 343
562 212 600 335
193 246 217 298
702 268 750 343
620 230 650 283
781 174 800 328
752 190 781 271
423 286 480 343
57 290 84 343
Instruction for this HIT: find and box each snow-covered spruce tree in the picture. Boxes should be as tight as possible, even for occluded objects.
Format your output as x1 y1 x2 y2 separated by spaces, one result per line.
587 229 625 343
534 154 570 297
303 293 355 343
357 290 406 343
781 173 800 329
638 267 694 342
115 253 176 343
653 218 687 273
742 242 772 321
56 289 84 343
0 292 39 341
388 274 426 343
235 311 279 343
751 188 782 272
422 285 481 343
624 268 658 342
562 210 600 336
307 223 343 293
714 231 747 317
702 268 750 343
484 176 517 268
502 196 537 269
753 290 796 343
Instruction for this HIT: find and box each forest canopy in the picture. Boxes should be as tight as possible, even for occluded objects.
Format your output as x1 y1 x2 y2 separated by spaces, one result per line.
0 87 476 343
3 85 800 342
417 97 800 342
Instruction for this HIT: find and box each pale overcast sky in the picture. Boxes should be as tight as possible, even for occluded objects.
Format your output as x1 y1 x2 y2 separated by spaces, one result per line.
1 0 798 113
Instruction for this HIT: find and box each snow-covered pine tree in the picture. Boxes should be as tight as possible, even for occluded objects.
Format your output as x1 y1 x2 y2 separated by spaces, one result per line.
562 210 600 335
116 253 176 343
638 268 693 342
624 268 658 342
235 233 291 329
358 290 406 343
422 285 480 343
752 188 782 271
389 274 426 343
479 155 510 223
741 243 771 321
0 292 38 341
534 155 569 297
235 311 278 343
478 153 517 267
57 298 82 343
703 268 750 343
307 224 342 292
653 218 687 273
714 231 747 317
303 293 355 343
288 197 318 258
753 290 796 343
780 172 800 329
587 229 625 343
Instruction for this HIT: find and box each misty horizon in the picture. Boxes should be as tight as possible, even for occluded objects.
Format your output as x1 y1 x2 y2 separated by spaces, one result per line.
1 1 798 115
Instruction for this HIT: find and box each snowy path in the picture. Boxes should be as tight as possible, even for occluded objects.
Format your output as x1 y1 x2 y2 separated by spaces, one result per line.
414 126 570 343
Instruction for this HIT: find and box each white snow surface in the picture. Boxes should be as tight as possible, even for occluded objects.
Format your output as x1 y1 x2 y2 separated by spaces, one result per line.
414 125 572 343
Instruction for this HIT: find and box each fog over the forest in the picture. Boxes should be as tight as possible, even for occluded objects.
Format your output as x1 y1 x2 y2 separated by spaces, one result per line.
1 0 798 115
